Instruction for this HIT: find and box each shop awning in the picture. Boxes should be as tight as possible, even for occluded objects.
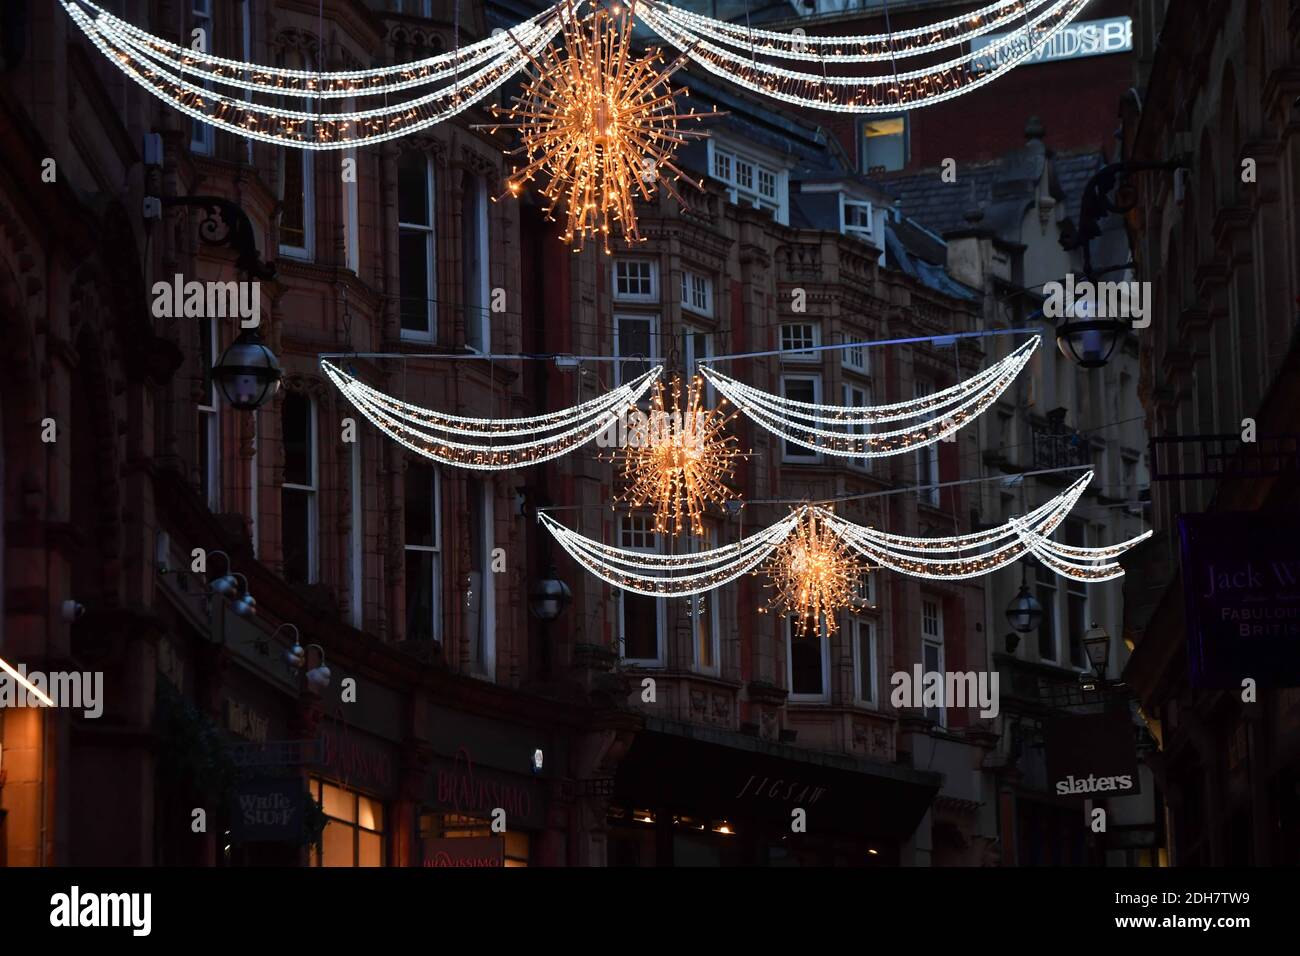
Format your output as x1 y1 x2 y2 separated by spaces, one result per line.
614 718 941 840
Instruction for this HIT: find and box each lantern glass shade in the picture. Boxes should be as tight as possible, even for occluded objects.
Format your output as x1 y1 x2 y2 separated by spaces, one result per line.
1055 317 1125 369
213 328 283 410
1083 623 1111 674
529 574 572 621
1005 584 1043 634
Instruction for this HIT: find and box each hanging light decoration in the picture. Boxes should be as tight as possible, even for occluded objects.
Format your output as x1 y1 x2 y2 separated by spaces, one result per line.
486 3 721 252
59 0 1089 150
610 375 742 536
322 360 661 470
762 507 862 637
58 0 566 149
700 337 1039 458
637 0 1091 114
539 472 1151 598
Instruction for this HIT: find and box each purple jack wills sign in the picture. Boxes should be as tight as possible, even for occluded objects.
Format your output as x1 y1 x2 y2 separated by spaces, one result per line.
1179 513 1300 688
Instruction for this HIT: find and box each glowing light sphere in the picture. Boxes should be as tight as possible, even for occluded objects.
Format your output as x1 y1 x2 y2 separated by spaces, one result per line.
764 507 863 637
612 375 742 537
488 4 720 253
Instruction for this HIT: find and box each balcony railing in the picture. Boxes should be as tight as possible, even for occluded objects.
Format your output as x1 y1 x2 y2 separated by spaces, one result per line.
1030 420 1092 471
1150 433 1300 481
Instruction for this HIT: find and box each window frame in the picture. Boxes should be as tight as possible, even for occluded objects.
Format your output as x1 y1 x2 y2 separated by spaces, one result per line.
398 150 437 342
779 373 822 464
281 391 319 584
465 478 496 680
1035 568 1061 664
850 615 878 708
617 515 667 667
780 322 821 363
462 172 491 353
190 0 215 156
859 113 909 174
403 463 442 643
342 134 360 274
921 597 946 728
840 196 875 244
309 778 386 867
613 258 659 303
689 529 721 676
842 380 872 474
914 379 940 506
786 616 831 703
276 48 315 260
707 141 789 224
198 315 221 510
683 324 715 406
614 312 659 388
680 268 714 318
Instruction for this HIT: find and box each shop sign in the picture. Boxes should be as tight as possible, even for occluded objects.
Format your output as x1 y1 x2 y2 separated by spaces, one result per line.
1043 711 1140 798
432 746 536 825
317 723 396 796
733 774 829 806
972 17 1132 71
229 778 303 843
223 697 269 745
422 837 505 868
1179 513 1300 688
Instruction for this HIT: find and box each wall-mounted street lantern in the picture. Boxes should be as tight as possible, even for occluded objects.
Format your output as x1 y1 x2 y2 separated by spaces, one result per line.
1082 621 1111 679
528 568 572 622
207 550 256 616
1054 290 1126 370
212 327 283 411
1005 564 1043 635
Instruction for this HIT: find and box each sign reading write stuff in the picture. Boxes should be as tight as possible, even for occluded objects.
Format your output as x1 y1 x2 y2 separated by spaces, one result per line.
1179 513 1300 688
229 779 304 843
1043 711 1140 798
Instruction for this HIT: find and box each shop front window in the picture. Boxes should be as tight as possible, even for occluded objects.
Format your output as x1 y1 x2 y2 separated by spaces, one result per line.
309 778 386 867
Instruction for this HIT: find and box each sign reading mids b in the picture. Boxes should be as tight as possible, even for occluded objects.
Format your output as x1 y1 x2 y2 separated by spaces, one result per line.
971 17 1133 72
1179 513 1300 688
1044 711 1140 799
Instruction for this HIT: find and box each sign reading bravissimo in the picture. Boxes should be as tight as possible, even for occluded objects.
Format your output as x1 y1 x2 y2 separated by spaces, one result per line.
1179 513 1300 688
971 17 1132 72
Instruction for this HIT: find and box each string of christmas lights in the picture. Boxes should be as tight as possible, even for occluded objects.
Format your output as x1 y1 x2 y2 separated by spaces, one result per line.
61 0 1083 146
637 0 1091 113
322 360 661 470
539 510 800 596
538 472 1151 600
645 0 1051 62
59 0 567 149
699 337 1038 457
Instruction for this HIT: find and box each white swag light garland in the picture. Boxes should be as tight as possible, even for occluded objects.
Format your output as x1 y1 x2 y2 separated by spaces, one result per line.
539 472 1152 597
636 0 1091 113
60 0 1092 149
700 337 1039 458
59 0 567 149
322 360 662 471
